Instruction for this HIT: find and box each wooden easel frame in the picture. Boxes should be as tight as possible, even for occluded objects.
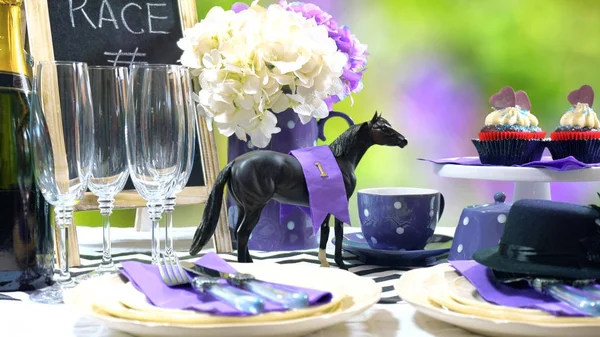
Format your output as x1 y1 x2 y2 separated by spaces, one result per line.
23 0 232 266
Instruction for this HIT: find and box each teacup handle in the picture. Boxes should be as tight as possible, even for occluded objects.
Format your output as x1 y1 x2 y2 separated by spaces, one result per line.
438 193 445 221
317 111 355 142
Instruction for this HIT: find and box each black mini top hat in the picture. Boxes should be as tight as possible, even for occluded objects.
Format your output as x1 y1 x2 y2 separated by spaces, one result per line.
473 198 600 280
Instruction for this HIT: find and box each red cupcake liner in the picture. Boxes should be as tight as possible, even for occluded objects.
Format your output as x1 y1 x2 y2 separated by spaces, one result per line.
478 131 546 141
550 131 600 141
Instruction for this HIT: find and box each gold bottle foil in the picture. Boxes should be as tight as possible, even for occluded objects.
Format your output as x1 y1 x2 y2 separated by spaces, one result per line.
0 1 23 6
0 1 28 76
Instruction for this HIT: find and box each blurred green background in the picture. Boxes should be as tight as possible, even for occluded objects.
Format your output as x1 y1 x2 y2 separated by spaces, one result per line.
76 0 600 229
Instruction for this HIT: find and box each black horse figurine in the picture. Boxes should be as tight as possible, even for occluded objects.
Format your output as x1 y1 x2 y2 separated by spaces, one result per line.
189 112 408 269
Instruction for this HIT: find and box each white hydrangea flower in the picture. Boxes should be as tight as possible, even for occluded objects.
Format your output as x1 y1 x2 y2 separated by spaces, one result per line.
177 7 237 74
178 1 347 148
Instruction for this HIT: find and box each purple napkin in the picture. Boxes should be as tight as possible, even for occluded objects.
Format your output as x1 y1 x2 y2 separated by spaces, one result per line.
418 156 600 171
119 252 332 316
449 260 587 316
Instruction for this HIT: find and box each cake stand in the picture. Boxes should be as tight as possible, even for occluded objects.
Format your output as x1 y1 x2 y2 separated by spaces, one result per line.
431 159 600 201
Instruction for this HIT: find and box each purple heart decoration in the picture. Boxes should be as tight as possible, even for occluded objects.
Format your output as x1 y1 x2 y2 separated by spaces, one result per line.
568 85 594 107
489 86 516 110
515 90 531 111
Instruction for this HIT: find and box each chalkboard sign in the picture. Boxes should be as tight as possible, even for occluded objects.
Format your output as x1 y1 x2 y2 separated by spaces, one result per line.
49 1 184 67
24 0 232 253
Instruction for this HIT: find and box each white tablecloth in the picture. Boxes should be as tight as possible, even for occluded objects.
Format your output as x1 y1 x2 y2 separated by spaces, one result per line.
0 226 483 337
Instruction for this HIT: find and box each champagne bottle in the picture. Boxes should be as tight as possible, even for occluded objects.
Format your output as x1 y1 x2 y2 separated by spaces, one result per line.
0 0 54 291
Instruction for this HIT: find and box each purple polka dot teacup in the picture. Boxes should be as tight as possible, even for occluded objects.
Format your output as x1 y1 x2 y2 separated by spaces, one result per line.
357 188 445 251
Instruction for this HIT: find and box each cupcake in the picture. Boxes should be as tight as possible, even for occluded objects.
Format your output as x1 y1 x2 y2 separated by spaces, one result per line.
547 85 600 163
472 86 546 165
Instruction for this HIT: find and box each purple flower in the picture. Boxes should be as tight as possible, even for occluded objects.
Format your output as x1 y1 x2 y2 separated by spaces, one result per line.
279 0 368 109
232 2 249 13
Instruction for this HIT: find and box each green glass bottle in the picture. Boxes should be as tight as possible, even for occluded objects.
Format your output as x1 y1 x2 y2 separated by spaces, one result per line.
0 0 54 291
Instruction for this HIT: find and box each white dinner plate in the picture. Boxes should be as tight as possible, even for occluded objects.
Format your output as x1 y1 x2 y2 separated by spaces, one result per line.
64 261 380 337
396 263 600 337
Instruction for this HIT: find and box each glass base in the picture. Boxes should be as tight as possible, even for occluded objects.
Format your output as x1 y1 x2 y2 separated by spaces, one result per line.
29 280 76 304
75 264 119 282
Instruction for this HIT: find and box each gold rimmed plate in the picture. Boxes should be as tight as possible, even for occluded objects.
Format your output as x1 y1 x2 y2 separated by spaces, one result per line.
396 263 600 337
65 261 381 337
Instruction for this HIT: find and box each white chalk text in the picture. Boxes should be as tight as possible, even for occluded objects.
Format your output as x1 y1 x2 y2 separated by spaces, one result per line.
68 0 170 34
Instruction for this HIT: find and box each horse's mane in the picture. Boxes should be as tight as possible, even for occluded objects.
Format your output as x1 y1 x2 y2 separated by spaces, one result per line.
329 123 366 157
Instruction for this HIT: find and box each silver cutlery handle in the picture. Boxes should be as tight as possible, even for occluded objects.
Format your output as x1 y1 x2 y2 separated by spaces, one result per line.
544 283 600 316
581 284 600 298
243 279 310 309
0 294 20 301
191 276 265 315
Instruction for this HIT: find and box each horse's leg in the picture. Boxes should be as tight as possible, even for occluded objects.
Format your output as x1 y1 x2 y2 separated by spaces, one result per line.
333 218 347 270
232 206 245 249
232 206 246 231
236 208 264 263
318 215 331 267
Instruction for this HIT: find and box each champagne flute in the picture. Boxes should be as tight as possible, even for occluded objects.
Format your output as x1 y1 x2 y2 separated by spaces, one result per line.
163 66 196 261
77 66 129 280
29 61 94 304
125 64 185 265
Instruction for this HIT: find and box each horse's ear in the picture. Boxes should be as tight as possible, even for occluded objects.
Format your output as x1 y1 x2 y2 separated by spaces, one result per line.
371 111 379 123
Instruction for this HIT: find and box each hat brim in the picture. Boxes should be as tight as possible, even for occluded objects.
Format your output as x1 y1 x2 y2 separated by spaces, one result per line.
473 246 600 280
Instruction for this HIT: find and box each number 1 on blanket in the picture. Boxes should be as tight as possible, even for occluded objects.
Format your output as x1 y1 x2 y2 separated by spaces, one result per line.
315 162 328 177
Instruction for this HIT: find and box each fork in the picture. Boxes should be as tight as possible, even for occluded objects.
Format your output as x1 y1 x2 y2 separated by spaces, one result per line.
158 256 265 315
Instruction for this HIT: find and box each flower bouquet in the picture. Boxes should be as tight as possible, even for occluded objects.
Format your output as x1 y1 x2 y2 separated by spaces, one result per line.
177 0 368 148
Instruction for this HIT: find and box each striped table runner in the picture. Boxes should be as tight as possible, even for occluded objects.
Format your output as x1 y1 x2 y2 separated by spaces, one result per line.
71 250 414 303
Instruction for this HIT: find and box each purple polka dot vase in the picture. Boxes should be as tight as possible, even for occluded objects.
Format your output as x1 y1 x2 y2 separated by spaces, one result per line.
226 108 354 251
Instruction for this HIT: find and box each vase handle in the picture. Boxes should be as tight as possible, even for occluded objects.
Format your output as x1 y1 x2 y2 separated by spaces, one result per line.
317 111 355 142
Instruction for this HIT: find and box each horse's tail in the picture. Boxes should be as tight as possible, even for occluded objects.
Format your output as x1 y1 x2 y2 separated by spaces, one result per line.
189 162 233 255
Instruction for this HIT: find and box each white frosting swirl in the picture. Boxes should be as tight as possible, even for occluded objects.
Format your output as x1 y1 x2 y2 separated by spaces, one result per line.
484 106 539 127
559 103 599 129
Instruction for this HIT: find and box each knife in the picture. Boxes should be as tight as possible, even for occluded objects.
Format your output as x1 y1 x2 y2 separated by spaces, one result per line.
180 261 310 309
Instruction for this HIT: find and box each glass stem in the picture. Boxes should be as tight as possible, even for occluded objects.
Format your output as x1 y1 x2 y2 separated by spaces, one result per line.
147 200 163 265
54 205 74 286
98 196 115 270
163 195 176 259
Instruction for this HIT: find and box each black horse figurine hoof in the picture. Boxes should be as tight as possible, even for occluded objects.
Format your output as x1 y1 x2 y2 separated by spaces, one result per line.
335 258 348 270
189 112 408 269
